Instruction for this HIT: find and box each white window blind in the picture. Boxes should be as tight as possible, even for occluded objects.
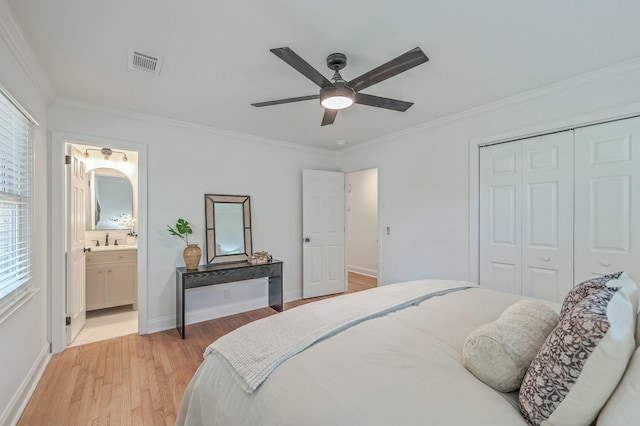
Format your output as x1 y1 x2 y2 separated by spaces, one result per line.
0 89 34 312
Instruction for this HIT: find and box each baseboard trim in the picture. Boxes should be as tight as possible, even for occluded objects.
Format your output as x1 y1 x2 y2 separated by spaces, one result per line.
145 297 271 334
284 289 302 303
185 298 267 325
348 266 378 278
1 343 50 426
145 314 176 334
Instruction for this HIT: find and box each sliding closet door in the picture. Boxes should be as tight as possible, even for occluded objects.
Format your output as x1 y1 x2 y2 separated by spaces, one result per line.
480 142 522 294
574 117 640 283
521 133 574 301
480 131 573 301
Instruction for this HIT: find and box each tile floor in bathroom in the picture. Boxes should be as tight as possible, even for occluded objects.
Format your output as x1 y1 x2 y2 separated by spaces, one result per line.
70 304 138 347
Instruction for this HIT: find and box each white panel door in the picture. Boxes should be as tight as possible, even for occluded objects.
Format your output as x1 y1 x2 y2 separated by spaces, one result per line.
574 117 640 283
480 142 522 294
302 169 346 298
66 145 87 343
521 132 574 301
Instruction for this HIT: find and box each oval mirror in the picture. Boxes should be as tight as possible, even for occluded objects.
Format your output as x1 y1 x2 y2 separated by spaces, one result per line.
86 168 133 230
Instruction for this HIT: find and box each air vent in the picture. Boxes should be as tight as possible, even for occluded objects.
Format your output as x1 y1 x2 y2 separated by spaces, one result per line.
128 49 162 75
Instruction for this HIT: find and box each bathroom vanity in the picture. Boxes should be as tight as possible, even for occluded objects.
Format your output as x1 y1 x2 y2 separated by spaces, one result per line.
86 247 138 311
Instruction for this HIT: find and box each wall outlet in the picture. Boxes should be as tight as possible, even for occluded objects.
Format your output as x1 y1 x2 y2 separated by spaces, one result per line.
223 288 231 299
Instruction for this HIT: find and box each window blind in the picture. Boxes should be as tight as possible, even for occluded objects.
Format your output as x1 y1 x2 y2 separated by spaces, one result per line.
0 90 34 312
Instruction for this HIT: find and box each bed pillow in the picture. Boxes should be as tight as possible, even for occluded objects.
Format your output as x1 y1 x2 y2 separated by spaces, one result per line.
637 311 640 347
607 272 639 314
558 271 624 321
519 286 636 426
462 300 558 392
597 346 640 426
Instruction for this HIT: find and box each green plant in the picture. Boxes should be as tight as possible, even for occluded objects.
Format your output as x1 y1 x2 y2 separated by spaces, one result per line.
167 218 193 246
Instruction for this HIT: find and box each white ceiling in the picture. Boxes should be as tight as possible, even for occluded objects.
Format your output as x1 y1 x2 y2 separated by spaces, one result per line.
7 0 640 150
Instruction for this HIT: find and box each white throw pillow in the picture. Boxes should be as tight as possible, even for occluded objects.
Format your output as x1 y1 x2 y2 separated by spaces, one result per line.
597 346 640 425
637 311 640 348
519 286 636 426
607 272 639 314
462 300 558 392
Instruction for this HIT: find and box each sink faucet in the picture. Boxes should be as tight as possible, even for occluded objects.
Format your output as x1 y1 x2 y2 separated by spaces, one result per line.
105 232 109 246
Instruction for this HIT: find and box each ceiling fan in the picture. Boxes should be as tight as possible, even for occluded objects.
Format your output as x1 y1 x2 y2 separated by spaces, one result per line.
251 47 429 126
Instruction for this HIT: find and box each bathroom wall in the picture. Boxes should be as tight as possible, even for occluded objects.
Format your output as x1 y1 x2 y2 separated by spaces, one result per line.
75 144 140 247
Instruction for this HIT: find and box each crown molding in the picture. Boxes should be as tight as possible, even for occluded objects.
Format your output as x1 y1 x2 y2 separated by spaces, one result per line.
52 97 338 156
0 1 54 102
341 56 640 154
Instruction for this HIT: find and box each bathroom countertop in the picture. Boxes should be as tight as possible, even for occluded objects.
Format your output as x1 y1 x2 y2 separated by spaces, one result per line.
89 245 138 252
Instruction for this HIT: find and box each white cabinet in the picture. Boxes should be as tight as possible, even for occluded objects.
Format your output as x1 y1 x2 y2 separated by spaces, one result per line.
480 116 640 302
86 249 137 311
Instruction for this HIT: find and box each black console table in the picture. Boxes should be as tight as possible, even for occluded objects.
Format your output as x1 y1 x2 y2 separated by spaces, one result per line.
176 260 283 338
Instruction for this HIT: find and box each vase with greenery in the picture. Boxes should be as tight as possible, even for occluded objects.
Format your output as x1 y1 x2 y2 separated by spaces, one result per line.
167 218 201 269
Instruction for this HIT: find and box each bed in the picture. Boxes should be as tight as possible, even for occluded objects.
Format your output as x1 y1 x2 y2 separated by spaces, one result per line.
177 276 639 426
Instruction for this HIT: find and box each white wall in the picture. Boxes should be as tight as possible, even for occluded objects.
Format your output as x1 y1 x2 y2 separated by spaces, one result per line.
48 101 337 332
0 21 49 426
338 61 640 286
48 60 640 334
347 169 378 277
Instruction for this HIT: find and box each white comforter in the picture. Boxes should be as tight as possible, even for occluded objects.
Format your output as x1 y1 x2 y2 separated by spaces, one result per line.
206 280 476 393
177 281 560 426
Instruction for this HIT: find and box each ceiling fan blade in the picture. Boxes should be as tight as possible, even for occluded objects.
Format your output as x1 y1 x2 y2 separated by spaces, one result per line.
347 47 428 92
355 93 413 112
270 47 334 89
251 95 319 107
321 109 338 126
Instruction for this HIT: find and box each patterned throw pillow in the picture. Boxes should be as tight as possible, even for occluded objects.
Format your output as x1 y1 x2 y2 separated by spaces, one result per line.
558 271 623 321
519 285 635 426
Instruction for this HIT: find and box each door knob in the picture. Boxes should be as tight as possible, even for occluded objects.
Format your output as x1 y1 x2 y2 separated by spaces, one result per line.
304 237 311 243
542 256 550 262
601 260 611 267
83 247 91 253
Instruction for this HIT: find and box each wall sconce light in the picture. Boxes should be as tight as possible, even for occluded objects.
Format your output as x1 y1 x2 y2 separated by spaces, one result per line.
83 147 128 162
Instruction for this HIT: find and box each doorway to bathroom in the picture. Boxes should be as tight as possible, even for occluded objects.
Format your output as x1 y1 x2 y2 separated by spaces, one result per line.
51 131 148 353
66 142 140 347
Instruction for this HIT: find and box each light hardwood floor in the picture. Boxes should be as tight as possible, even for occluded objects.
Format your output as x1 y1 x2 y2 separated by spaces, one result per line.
18 273 376 425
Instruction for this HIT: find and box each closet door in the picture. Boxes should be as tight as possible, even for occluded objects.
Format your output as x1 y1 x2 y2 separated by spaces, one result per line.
521 132 574 301
480 142 522 294
574 117 640 283
480 131 574 302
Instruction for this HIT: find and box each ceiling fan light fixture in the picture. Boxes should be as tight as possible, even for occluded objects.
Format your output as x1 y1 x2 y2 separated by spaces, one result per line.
321 95 353 110
320 85 354 110
252 46 429 125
